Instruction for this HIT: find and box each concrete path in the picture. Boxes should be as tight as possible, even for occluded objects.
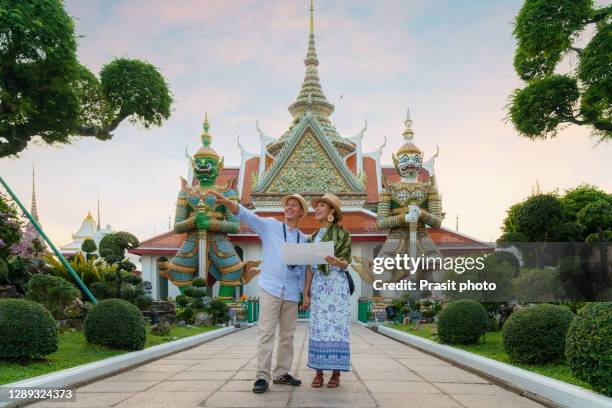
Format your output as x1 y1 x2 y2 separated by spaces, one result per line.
30 323 547 408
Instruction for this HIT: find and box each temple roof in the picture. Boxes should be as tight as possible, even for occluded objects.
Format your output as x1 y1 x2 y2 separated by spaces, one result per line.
60 212 113 253
266 1 354 158
131 214 490 255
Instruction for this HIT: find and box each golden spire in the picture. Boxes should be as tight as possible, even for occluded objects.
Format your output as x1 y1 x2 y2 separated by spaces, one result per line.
288 0 334 120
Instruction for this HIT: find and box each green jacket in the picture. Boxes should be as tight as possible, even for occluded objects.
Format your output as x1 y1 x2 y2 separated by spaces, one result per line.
309 223 352 275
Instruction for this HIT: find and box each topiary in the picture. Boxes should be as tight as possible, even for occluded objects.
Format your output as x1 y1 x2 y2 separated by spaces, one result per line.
180 307 195 324
437 300 489 344
0 298 58 359
192 299 205 310
25 274 81 320
503 304 574 364
206 299 229 325
566 302 612 396
84 299 146 350
175 295 189 307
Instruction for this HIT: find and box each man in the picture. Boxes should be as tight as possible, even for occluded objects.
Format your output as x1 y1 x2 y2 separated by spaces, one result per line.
211 190 308 393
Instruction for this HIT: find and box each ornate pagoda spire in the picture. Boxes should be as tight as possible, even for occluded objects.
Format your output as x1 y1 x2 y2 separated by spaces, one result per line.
30 163 39 221
288 0 334 120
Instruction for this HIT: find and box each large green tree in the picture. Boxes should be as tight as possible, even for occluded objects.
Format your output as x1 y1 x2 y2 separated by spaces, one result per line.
561 183 612 222
0 0 172 157
500 185 611 243
508 0 611 141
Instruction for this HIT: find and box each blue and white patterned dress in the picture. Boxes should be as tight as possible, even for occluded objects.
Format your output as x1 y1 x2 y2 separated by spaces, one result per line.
307 228 351 371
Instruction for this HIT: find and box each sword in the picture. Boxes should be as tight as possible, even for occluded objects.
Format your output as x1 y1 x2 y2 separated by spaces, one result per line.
197 200 209 280
409 206 418 260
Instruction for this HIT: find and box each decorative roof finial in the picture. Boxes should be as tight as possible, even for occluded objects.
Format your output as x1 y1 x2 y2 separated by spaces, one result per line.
310 0 314 34
287 0 334 119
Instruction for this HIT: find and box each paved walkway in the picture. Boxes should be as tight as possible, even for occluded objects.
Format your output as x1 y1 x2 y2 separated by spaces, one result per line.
31 323 546 408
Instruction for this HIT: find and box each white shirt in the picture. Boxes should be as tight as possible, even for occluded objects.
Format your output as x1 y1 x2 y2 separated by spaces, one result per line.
237 204 307 302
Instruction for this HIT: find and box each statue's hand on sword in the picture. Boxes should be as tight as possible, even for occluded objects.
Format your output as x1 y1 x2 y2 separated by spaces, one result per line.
405 205 420 224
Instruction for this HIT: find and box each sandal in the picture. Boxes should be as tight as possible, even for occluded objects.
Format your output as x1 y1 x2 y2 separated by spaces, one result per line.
311 371 324 388
327 371 340 388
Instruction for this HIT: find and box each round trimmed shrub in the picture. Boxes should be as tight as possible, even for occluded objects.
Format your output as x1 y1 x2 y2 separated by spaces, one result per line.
502 304 574 364
437 300 489 344
84 299 146 350
0 299 58 359
566 302 612 396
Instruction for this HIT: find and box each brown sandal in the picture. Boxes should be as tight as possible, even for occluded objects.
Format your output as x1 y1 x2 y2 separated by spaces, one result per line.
311 372 324 388
327 371 340 388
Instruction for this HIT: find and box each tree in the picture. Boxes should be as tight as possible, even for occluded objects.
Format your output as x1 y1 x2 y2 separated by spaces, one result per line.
98 232 139 297
81 238 97 260
508 0 611 142
577 199 612 239
515 194 566 242
0 192 22 260
0 0 172 157
562 183 612 221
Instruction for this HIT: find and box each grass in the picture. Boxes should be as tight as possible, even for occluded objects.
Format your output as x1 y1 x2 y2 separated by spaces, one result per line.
389 323 593 391
0 324 219 385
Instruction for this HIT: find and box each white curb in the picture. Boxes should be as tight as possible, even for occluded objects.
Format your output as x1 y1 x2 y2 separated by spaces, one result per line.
378 325 612 408
0 325 241 407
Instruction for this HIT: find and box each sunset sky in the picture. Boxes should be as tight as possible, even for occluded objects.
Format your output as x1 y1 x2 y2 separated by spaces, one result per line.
0 0 610 247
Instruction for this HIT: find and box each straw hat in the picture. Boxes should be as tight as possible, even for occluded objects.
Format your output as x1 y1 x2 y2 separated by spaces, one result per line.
280 194 309 219
311 193 343 222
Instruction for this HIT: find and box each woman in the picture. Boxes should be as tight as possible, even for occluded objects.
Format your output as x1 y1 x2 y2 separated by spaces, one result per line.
302 193 352 388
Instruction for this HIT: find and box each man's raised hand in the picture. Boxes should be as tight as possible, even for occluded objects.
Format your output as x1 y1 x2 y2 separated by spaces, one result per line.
210 190 239 215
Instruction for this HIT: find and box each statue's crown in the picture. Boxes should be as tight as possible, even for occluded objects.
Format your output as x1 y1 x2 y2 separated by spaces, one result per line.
194 111 220 160
395 108 422 156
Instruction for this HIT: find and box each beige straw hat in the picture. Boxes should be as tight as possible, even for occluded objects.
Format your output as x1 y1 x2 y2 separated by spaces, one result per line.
280 194 309 219
311 193 343 222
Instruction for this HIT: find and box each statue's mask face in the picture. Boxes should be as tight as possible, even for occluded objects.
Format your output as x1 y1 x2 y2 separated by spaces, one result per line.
194 157 219 184
397 153 422 177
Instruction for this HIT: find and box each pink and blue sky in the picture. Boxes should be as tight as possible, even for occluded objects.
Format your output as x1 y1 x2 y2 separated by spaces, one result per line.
0 0 610 246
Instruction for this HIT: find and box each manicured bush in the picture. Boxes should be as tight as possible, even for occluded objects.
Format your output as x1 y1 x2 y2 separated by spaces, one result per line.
179 307 195 324
206 299 229 325
503 304 574 364
566 302 612 396
175 295 189 307
437 300 489 344
0 299 58 359
84 299 146 350
25 274 81 320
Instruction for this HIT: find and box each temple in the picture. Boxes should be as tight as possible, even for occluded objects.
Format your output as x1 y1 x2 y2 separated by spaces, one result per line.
131 2 489 319
59 211 113 257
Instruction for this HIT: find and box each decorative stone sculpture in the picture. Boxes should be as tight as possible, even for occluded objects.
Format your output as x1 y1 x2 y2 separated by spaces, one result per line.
159 114 259 300
354 109 443 284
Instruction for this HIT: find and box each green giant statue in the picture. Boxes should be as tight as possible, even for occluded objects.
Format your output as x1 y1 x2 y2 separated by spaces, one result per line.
159 113 259 300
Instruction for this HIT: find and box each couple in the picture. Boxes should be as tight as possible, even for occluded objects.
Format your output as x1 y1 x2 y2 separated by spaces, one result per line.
211 191 352 392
